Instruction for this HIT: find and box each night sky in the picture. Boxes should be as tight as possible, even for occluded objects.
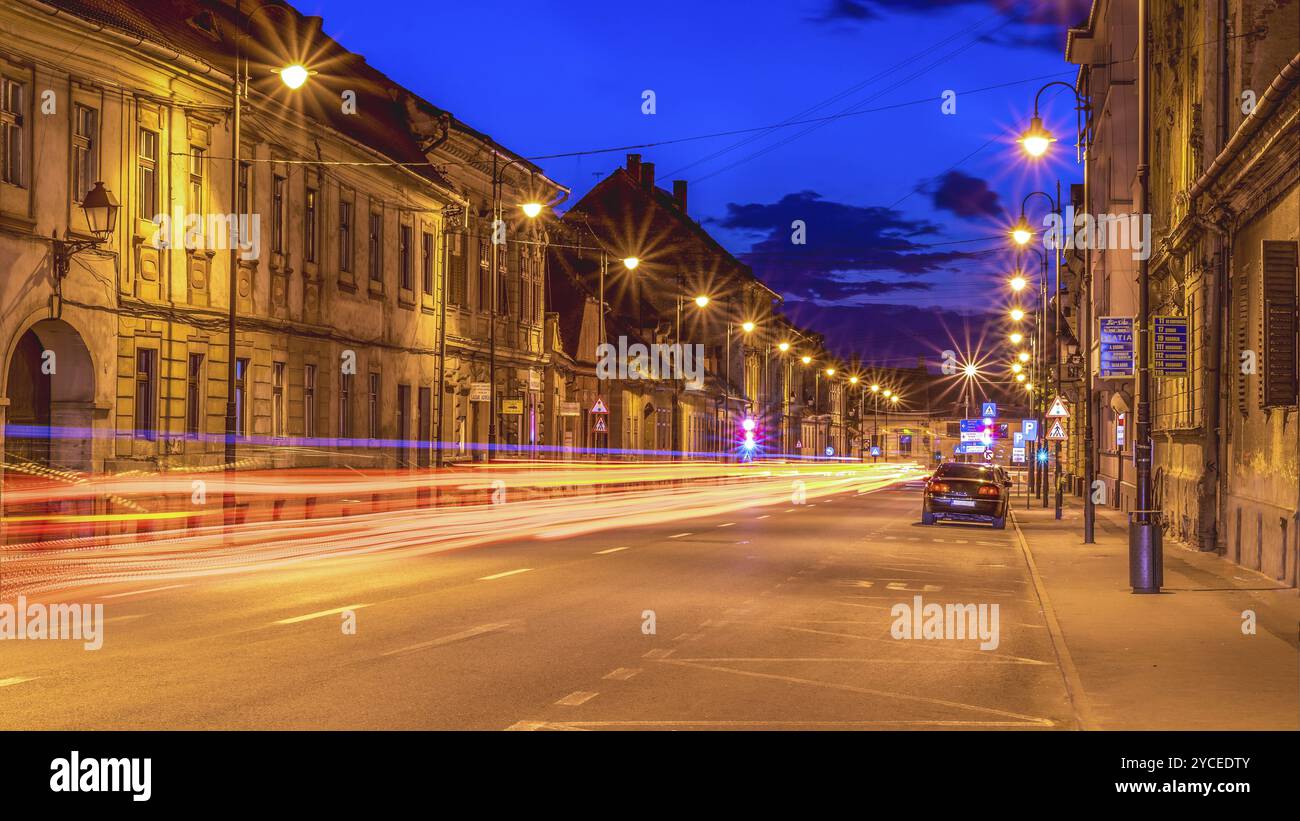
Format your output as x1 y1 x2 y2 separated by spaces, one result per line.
297 0 1092 364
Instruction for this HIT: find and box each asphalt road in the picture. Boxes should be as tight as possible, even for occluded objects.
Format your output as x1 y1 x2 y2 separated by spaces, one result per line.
0 480 1078 730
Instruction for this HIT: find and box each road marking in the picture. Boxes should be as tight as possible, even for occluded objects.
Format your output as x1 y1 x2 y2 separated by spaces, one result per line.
668 532 692 539
478 568 533 581
505 721 549 731
716 522 735 528
555 691 598 706
594 546 629 555
275 604 368 625
603 667 641 681
0 677 34 688
756 514 770 519
100 584 189 599
783 508 796 512
642 648 675 659
381 622 513 656
656 659 1054 725
508 719 1053 729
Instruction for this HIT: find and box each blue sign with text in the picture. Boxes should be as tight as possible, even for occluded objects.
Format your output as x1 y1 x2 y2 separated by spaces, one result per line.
1100 316 1135 378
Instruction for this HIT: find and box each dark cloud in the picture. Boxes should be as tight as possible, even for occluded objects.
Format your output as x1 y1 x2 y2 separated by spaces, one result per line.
928 170 1001 219
716 190 978 303
812 0 1092 52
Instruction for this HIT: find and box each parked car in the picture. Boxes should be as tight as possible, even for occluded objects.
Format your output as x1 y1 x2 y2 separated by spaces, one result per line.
920 462 1011 529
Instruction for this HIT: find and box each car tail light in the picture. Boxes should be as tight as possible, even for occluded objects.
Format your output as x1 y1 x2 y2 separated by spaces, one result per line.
928 481 950 493
978 484 1000 497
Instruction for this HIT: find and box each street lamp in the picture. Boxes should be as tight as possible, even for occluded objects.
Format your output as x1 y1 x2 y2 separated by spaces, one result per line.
778 341 790 352
1010 331 1024 345
1009 308 1025 322
52 181 120 302
1009 275 1027 292
622 256 639 270
1017 115 1056 158
742 320 755 334
225 1 312 469
1010 216 1034 246
694 295 710 308
521 201 544 219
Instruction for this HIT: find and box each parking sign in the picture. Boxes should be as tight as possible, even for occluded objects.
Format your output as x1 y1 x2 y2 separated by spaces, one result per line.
1022 419 1039 441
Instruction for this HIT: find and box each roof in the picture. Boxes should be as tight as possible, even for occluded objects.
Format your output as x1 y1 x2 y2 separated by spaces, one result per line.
30 0 556 195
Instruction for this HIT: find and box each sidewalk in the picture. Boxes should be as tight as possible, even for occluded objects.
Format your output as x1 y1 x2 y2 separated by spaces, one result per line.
1009 495 1299 730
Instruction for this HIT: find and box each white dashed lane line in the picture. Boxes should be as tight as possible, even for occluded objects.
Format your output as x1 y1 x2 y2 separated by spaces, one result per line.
668 532 692 539
478 568 533 581
0 677 35 688
555 691 598 706
100 584 189 599
593 546 629 555
274 604 368 625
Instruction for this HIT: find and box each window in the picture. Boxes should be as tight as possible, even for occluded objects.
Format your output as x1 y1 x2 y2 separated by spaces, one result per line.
304 364 316 439
339 200 353 273
305 188 317 263
399 224 413 290
369 212 383 282
339 371 353 438
417 386 431 467
188 146 205 242
72 104 98 201
478 238 491 312
1 78 23 186
138 128 158 218
237 162 250 216
421 231 434 294
449 233 467 305
1262 240 1298 408
397 384 410 464
272 175 286 254
272 361 285 437
368 373 380 439
186 353 204 437
135 348 158 440
235 358 250 437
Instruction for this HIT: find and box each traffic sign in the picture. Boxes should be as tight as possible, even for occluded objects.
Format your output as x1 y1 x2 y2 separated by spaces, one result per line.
593 417 608 433
590 398 609 414
1152 315 1189 377
981 402 997 418
1099 316 1135 378
501 398 523 415
1046 420 1067 440
1046 396 1070 417
1022 419 1039 441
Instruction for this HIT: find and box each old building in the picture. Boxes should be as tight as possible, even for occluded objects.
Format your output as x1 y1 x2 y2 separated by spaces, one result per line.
1068 0 1298 581
0 0 561 484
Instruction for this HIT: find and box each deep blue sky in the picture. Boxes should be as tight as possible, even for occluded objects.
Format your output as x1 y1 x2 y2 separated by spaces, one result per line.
297 0 1090 357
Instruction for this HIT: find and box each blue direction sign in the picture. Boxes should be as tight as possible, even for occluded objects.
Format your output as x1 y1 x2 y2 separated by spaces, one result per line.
981 402 997 418
1099 316 1135 378
1022 419 1039 441
1152 315 1189 377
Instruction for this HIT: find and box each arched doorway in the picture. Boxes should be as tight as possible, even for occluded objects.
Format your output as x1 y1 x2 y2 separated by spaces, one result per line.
5 318 96 472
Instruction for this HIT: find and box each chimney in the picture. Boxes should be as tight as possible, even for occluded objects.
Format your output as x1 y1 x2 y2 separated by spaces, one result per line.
626 153 641 181
672 180 688 213
640 162 655 192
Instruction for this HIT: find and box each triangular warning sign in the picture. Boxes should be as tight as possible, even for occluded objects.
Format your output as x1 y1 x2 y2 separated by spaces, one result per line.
1046 396 1070 417
1046 420 1067 440
591 398 608 414
594 417 607 432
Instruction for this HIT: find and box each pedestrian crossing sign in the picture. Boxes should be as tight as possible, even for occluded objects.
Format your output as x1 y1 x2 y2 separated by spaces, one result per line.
593 417 608 433
1046 420 1067 440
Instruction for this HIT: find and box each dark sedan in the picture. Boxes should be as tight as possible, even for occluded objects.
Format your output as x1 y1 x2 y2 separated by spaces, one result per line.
920 462 1010 529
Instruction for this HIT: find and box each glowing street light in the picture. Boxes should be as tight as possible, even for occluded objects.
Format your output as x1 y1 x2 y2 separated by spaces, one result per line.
883 389 892 398
825 367 836 377
778 341 790 352
1010 308 1026 322
1018 351 1031 363
1017 115 1056 158
849 376 859 385
521 202 543 218
1010 217 1034 247
1012 363 1023 374
801 355 812 365
741 321 755 333
694 295 710 308
870 384 880 392
1016 372 1027 382
622 257 639 270
1009 275 1027 292
1010 332 1024 344
279 63 311 89
963 363 978 378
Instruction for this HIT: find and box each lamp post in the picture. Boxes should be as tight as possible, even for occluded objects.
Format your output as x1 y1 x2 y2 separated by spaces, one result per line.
1019 73 1097 544
52 182 119 317
870 384 881 462
484 153 543 463
225 1 312 469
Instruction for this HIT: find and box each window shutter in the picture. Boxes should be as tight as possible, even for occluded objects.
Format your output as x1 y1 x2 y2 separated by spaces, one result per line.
1235 268 1250 416
1262 240 1298 408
